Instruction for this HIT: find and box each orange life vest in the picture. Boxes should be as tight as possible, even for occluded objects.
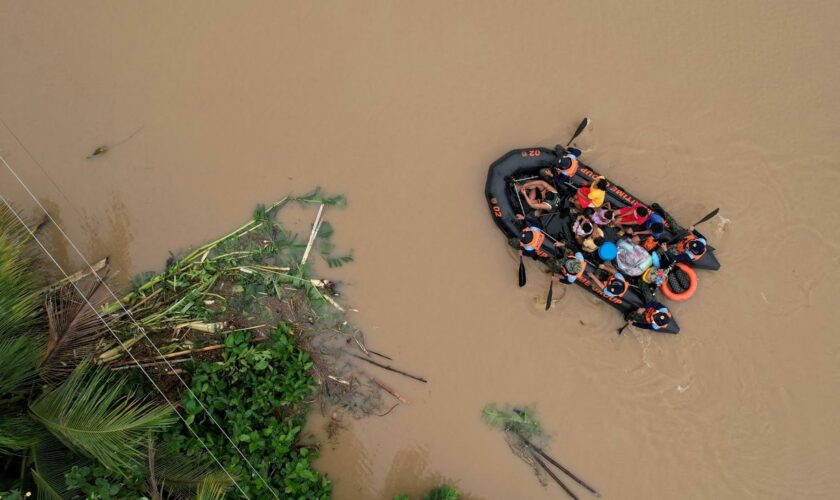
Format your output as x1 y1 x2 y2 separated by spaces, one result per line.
520 227 549 258
645 307 672 324
562 251 587 279
605 275 628 297
555 157 579 179
677 234 706 260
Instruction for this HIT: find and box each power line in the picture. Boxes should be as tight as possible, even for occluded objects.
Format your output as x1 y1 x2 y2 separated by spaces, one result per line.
0 195 250 499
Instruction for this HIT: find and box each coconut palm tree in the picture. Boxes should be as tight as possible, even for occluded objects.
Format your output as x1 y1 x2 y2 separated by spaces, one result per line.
0 205 231 499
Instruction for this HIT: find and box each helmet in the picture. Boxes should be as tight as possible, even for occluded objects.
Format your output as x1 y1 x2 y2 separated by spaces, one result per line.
653 312 671 327
557 157 573 170
607 280 625 295
564 259 583 275
688 239 706 256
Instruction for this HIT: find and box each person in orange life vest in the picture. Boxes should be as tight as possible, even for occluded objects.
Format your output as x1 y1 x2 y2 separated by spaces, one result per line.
625 301 672 332
555 250 587 284
514 214 564 260
574 176 608 210
660 225 707 264
587 262 628 298
550 145 582 184
614 202 651 229
519 179 561 213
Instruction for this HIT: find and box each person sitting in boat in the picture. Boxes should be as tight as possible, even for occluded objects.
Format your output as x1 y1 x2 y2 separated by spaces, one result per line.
572 215 595 239
574 176 609 210
519 179 561 213
590 202 616 227
551 145 582 183
587 263 628 298
626 211 666 250
557 250 587 284
574 212 604 253
661 226 707 264
624 302 672 332
631 212 666 240
514 214 564 260
614 202 651 229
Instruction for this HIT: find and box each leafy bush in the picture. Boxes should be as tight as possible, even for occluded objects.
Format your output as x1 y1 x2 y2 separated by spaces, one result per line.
394 484 460 500
170 323 331 499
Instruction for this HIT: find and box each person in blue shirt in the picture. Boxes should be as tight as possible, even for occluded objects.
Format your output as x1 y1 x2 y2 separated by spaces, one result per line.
625 301 672 332
587 263 628 298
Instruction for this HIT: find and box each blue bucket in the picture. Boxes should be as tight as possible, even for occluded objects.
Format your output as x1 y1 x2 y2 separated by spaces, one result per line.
598 241 617 261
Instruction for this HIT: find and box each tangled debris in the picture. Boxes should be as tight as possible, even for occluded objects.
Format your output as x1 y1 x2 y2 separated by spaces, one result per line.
482 404 600 499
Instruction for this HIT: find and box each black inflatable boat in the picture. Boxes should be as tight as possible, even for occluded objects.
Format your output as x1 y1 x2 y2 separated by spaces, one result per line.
485 146 721 334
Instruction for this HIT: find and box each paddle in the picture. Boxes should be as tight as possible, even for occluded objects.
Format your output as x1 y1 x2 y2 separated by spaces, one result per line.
566 117 590 148
692 207 719 227
513 182 529 287
617 322 630 335
666 207 719 244
545 279 554 310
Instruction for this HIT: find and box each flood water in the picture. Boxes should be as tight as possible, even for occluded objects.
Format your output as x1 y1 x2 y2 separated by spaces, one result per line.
2 1 840 498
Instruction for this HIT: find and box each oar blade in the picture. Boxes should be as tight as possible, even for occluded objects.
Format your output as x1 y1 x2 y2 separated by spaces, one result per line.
545 281 554 310
519 256 527 287
565 117 590 147
694 207 719 226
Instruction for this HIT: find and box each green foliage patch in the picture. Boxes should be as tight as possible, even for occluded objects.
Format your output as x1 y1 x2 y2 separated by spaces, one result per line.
169 323 331 499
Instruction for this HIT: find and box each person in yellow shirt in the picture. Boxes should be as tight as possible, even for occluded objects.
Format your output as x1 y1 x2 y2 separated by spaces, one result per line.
574 176 608 209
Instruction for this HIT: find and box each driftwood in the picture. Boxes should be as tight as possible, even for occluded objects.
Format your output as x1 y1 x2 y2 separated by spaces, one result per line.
362 371 408 403
112 357 193 371
517 433 600 497
40 257 109 293
530 451 578 500
110 335 270 368
350 353 427 383
300 203 325 266
367 349 393 361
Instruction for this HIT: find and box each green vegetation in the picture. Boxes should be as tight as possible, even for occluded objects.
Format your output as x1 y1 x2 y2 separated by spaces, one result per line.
169 325 330 498
394 484 460 500
0 190 352 498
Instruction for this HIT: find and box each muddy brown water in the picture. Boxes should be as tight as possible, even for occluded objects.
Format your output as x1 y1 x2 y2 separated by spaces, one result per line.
2 1 840 498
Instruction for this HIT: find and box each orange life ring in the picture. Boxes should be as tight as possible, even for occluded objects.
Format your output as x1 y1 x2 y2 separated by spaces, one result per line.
661 262 698 302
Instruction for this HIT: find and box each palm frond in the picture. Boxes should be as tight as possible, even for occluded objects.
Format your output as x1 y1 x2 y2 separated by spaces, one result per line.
29 364 176 477
0 204 44 341
0 336 41 395
42 277 111 383
0 407 43 453
31 468 63 500
32 435 88 499
194 475 232 500
153 442 234 496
